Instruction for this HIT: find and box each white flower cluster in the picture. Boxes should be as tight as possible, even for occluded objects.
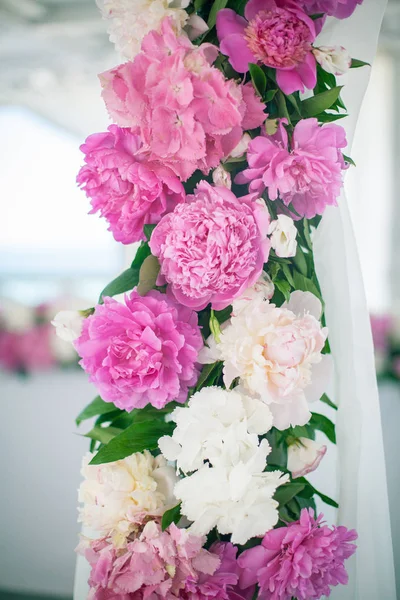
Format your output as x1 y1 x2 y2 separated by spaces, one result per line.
79 450 177 547
96 0 193 60
159 387 288 545
199 289 332 430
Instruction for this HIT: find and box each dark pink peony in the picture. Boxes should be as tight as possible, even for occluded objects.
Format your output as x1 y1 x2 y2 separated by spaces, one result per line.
301 0 363 19
80 522 249 599
217 0 317 95
74 289 203 411
238 509 357 600
236 118 347 219
100 18 266 181
150 181 271 311
77 125 185 244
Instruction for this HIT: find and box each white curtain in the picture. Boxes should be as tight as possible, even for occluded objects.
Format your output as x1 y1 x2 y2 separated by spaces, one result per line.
314 2 396 598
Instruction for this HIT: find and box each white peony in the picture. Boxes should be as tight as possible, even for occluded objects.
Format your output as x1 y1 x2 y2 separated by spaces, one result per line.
287 437 327 479
313 45 352 76
78 450 178 547
199 291 332 430
51 310 84 343
158 386 273 473
174 441 289 544
268 214 298 258
96 0 190 61
228 133 251 159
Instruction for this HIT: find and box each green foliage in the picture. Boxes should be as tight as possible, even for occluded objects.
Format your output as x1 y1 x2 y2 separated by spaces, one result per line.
207 0 228 27
310 412 336 444
292 271 322 302
195 361 223 391
89 418 175 465
320 394 338 411
249 63 267 97
76 396 118 426
209 310 222 342
351 58 370 69
98 242 151 302
301 86 343 118
84 425 123 445
162 504 182 531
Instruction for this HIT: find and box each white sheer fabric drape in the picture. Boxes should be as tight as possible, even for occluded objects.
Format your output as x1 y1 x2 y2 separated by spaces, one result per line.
74 2 396 598
314 2 396 598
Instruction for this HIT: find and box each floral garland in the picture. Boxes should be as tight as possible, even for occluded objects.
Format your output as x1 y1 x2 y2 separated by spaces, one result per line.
54 0 371 597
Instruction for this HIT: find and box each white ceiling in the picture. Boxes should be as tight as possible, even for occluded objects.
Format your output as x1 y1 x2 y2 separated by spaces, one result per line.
0 0 399 136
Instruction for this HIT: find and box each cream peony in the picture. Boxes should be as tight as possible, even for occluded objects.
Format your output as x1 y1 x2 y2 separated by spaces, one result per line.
158 386 273 473
199 291 332 430
51 310 84 343
287 437 327 479
313 45 352 76
212 165 232 189
78 450 178 547
268 214 298 258
96 0 190 61
174 441 289 545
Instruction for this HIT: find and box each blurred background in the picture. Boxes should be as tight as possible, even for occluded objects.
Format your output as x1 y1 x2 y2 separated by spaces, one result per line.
0 0 399 599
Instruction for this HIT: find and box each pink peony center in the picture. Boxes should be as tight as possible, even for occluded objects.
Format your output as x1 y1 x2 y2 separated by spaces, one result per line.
244 8 312 69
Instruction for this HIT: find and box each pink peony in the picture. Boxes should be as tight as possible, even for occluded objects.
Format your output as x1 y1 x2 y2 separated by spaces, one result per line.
236 118 347 219
74 289 203 411
77 125 185 244
80 521 247 599
150 181 271 311
217 0 317 95
301 0 363 19
0 326 55 373
100 18 266 181
238 509 358 600
370 314 392 353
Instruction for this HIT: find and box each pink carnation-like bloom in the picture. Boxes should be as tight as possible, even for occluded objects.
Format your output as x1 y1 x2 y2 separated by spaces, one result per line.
238 509 357 600
77 125 185 244
301 0 363 19
74 289 203 411
100 18 266 181
217 0 317 95
150 181 271 311
80 521 249 599
236 118 347 219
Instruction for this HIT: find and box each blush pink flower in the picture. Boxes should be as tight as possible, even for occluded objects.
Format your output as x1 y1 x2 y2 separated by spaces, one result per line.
301 0 363 19
150 181 271 311
80 521 247 600
236 118 347 219
238 509 358 600
100 18 266 181
0 326 55 373
370 314 392 353
77 125 185 244
217 0 317 95
74 289 203 411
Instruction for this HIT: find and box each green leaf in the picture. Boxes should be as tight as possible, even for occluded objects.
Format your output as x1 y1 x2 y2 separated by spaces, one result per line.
144 224 157 241
210 310 222 343
310 412 336 444
196 361 222 391
207 0 228 28
351 58 370 69
320 393 338 411
162 504 182 531
275 279 291 302
98 267 140 303
214 306 232 324
89 419 174 465
317 112 347 123
296 478 339 508
292 271 321 300
293 246 308 277
84 425 123 445
301 86 343 117
249 63 267 97
343 154 356 167
275 482 305 506
277 90 291 123
281 263 295 288
265 89 278 103
286 93 302 118
131 241 151 268
76 396 117 426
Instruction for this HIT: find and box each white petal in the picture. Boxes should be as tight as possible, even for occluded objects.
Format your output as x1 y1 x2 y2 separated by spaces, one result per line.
306 354 334 403
284 290 322 320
